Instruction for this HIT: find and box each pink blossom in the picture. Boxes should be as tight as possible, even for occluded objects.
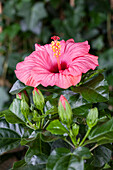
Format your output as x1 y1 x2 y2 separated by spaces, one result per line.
15 36 99 89
59 95 68 110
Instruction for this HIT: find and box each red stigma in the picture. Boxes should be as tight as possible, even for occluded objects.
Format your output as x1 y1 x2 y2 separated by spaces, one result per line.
51 36 60 41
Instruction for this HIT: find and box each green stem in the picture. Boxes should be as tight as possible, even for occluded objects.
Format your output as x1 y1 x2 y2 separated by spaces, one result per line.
69 129 77 147
79 127 91 146
64 138 75 149
43 120 50 129
41 109 44 128
90 144 99 151
25 116 37 130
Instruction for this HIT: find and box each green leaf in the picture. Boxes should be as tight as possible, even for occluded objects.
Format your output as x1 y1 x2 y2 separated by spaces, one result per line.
0 56 4 75
0 118 22 155
9 99 26 123
92 146 112 167
12 159 26 169
30 2 47 30
25 147 48 165
0 109 25 124
72 74 109 103
3 1 16 19
85 118 113 145
91 36 104 50
12 164 45 170
25 136 50 166
9 80 27 95
41 131 59 142
5 24 20 39
20 131 38 146
0 87 9 110
46 120 69 135
73 147 91 160
53 153 84 170
46 148 70 170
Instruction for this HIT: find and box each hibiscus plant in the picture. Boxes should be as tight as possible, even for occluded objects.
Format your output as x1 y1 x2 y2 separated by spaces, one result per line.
0 36 112 170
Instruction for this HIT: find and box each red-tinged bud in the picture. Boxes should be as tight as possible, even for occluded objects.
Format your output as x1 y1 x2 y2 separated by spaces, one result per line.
58 95 73 127
33 88 44 111
16 90 29 103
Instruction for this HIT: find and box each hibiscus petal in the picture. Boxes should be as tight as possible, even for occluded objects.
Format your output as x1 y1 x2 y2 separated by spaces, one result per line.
31 66 81 89
55 73 81 89
15 54 37 86
62 54 98 76
35 44 45 51
15 50 52 87
62 40 90 64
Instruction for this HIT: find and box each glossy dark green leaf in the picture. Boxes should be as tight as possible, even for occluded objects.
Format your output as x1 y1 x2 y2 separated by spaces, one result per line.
21 136 37 146
73 147 91 159
0 118 22 155
9 80 27 95
12 159 26 169
25 135 50 166
0 118 24 136
41 131 59 142
0 109 25 124
25 147 48 165
85 118 113 145
53 153 84 170
46 148 70 170
92 146 112 167
9 99 26 123
13 164 45 170
46 120 69 135
72 74 109 103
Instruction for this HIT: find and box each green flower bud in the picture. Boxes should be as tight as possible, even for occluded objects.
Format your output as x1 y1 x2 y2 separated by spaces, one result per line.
58 95 73 126
72 123 79 137
16 90 29 104
86 107 98 128
33 88 44 111
21 99 30 118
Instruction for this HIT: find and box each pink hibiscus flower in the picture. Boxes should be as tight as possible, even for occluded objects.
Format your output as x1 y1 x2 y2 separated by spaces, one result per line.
15 36 99 89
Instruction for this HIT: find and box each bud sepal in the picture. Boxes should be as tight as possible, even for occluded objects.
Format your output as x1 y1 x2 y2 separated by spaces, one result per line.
86 107 98 128
58 95 73 127
33 88 44 112
16 90 29 104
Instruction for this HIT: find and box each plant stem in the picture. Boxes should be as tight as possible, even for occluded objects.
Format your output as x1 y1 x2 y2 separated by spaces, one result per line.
79 127 91 146
69 128 77 147
43 120 50 129
41 109 44 128
64 138 75 149
90 144 99 151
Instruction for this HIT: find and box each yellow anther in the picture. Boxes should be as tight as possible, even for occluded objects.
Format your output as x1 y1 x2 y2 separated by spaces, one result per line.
51 37 61 58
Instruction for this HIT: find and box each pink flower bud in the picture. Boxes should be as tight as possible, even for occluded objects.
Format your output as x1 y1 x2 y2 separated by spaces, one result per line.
59 95 68 110
58 95 73 126
33 88 44 111
16 90 29 104
33 87 39 96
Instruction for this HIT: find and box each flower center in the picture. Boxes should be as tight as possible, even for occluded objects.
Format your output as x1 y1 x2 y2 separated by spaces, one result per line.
50 36 61 70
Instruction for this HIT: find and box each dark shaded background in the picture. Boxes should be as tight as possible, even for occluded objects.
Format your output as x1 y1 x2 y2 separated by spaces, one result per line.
0 0 113 168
